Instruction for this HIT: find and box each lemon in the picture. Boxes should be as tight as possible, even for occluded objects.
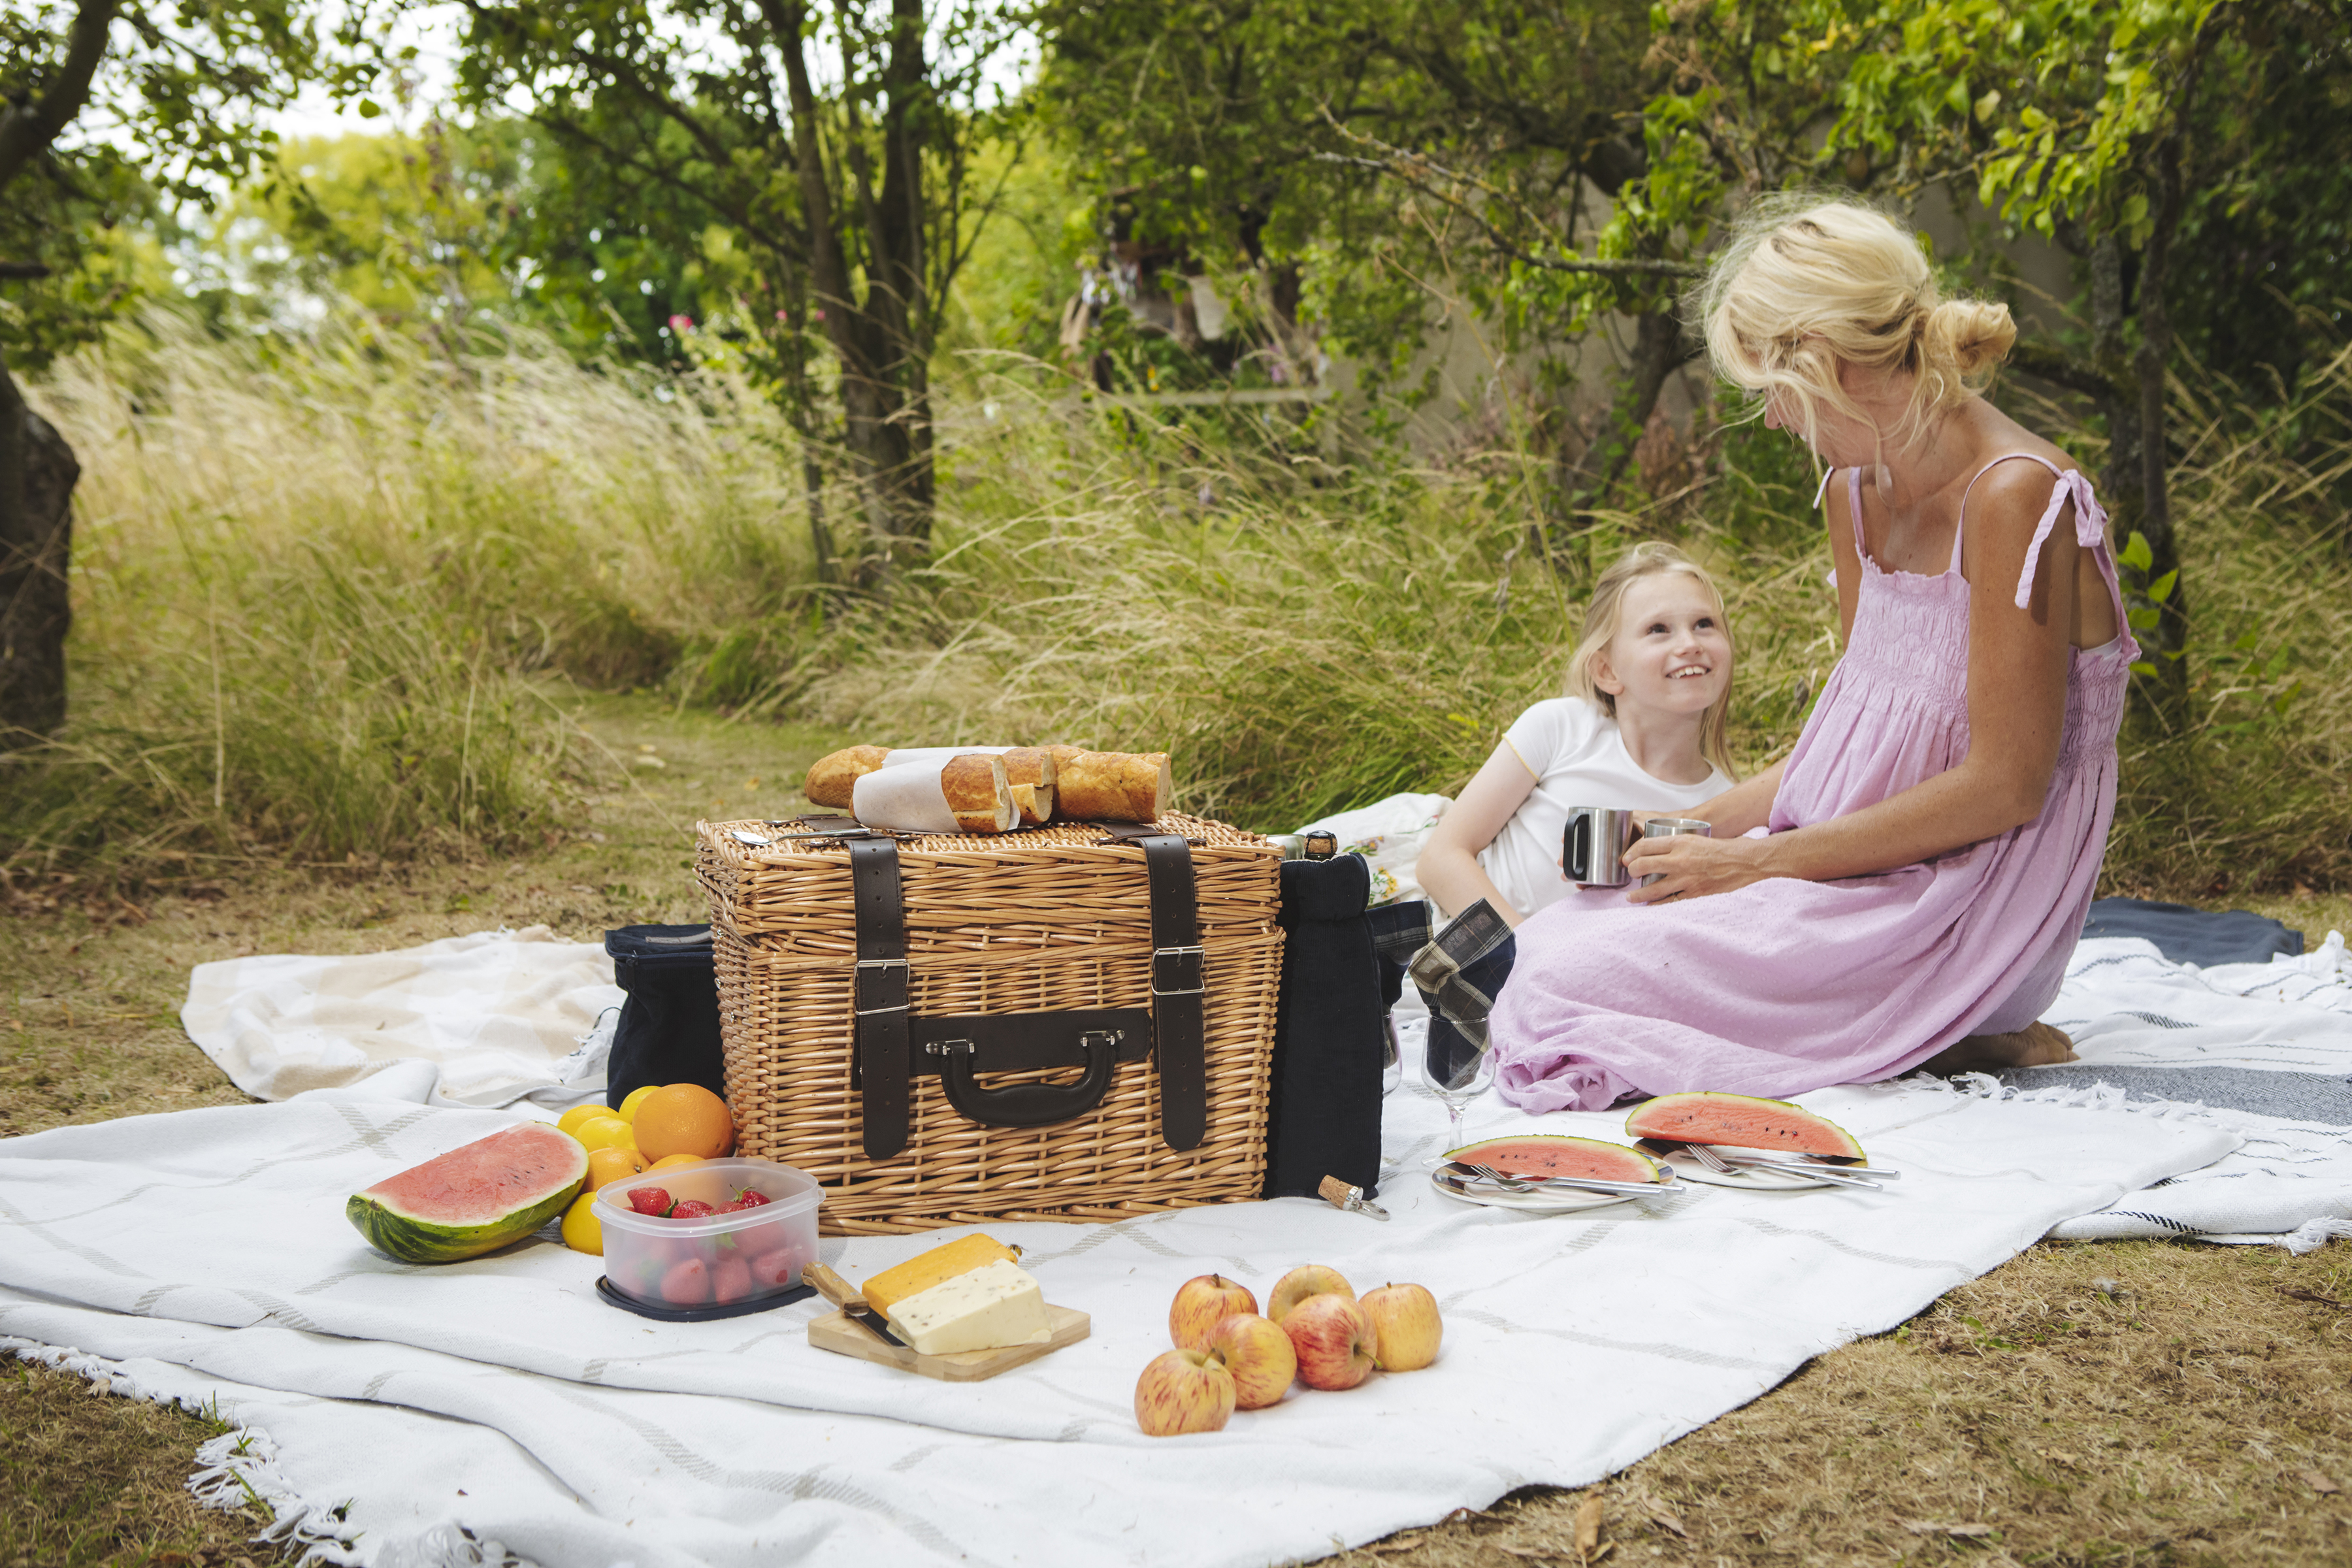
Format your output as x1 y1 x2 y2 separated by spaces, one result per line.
646 1152 705 1172
584 1145 647 1192
556 1103 610 1137
617 1084 660 1123
572 1115 638 1156
560 1190 604 1256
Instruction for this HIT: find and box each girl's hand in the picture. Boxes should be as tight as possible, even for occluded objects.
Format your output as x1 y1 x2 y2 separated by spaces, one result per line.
1620 832 1771 905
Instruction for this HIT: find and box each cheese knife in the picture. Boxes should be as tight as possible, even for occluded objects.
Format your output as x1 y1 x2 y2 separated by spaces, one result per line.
805 1263 910 1347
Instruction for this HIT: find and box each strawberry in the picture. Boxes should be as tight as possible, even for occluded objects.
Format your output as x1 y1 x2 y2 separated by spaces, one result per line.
670 1199 717 1219
711 1256 753 1304
732 1188 771 1209
627 1186 674 1217
659 1257 711 1305
711 1200 743 1215
745 1249 802 1291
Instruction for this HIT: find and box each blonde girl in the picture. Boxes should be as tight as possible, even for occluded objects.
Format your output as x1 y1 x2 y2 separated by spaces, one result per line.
1416 542 1739 926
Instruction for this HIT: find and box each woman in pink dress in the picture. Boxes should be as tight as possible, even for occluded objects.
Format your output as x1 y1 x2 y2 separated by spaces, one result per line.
1488 197 2133 1114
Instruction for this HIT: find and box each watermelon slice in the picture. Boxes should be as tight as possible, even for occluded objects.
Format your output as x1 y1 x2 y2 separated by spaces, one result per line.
1446 1134 1666 1183
1622 1092 1867 1162
347 1124 589 1264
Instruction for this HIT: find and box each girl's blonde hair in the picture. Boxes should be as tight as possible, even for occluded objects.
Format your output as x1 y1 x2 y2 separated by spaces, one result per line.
1567 542 1739 781
1694 196 2016 465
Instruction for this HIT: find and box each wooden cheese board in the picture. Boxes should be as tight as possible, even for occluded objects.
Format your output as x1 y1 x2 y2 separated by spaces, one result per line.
808 1301 1092 1382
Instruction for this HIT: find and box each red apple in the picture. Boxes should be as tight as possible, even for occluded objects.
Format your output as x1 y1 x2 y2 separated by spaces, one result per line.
1134 1349 1237 1437
1284 1292 1379 1391
1169 1273 1259 1350
1360 1282 1442 1371
1267 1264 1354 1324
1207 1312 1296 1410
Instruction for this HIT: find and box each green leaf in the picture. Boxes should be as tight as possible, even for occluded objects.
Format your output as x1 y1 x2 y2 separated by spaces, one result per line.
2127 606 2161 630
2147 568 2177 604
2129 660 2159 677
2120 531 2154 572
357 99 383 120
1974 88 2003 123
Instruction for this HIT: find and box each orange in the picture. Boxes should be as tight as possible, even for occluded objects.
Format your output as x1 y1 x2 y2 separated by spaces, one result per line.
583 1146 647 1191
647 1153 706 1172
632 1084 736 1162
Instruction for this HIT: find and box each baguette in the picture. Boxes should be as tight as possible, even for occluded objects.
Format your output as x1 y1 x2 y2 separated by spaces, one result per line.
1000 747 1058 827
1049 748 1171 823
939 753 1017 834
851 755 1017 835
804 745 891 809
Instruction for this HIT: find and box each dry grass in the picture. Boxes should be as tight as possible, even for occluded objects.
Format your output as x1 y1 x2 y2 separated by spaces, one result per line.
0 1360 268 1567
5 691 2349 1563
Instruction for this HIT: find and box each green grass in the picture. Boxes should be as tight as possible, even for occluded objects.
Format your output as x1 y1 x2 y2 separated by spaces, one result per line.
12 314 2352 895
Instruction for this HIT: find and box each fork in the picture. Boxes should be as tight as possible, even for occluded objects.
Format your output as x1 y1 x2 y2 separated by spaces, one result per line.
1681 1142 1887 1190
1457 1162 1684 1200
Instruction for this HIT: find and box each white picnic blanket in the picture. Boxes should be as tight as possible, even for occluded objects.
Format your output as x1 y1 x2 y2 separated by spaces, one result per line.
0 1079 2231 1568
180 928 620 1111
2025 932 2352 1251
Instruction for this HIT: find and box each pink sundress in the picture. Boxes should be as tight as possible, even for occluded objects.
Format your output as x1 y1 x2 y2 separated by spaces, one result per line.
1488 454 2139 1113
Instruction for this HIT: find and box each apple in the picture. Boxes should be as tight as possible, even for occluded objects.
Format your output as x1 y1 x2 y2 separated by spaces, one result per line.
1207 1312 1296 1410
1267 1264 1354 1324
1169 1273 1258 1350
1134 1349 1237 1437
1284 1292 1379 1391
1360 1282 1443 1371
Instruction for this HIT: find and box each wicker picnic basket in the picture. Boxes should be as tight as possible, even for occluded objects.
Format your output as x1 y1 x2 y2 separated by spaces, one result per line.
696 812 1284 1235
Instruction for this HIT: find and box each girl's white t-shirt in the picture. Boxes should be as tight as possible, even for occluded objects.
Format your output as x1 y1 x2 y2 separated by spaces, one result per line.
1476 696 1733 919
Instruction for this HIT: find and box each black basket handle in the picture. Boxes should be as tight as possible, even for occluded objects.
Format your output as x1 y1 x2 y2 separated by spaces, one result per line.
935 1030 1121 1128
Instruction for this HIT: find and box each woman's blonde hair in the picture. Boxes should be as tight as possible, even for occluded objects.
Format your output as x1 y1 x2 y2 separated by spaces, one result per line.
1566 542 1739 781
1694 195 2016 465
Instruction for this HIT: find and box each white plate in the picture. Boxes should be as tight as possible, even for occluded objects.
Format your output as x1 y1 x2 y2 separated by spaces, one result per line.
1658 1145 1843 1190
1429 1166 1639 1213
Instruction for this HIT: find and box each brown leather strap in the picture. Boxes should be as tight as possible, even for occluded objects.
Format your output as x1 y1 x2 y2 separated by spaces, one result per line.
847 837 911 1162
1094 825 1207 1151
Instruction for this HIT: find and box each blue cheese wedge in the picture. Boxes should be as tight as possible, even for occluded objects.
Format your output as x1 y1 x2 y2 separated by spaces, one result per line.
881 1258 1052 1356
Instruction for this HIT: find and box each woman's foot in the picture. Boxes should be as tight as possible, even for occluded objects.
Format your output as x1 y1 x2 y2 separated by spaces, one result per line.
1920 1021 2079 1075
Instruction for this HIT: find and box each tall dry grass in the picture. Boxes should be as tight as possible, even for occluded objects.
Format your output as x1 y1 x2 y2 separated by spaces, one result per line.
12 313 2350 894
4 313 815 877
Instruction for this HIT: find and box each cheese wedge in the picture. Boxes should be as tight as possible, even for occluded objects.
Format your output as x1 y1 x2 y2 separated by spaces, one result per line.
881 1258 1053 1356
861 1233 1022 1317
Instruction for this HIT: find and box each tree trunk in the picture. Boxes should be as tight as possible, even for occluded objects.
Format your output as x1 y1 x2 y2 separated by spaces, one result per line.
772 0 932 588
2131 118 2192 719
1560 306 1682 518
0 351 78 736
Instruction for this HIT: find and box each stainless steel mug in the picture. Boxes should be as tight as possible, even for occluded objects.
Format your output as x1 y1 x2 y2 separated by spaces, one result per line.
1638 816 1713 886
1562 806 1638 887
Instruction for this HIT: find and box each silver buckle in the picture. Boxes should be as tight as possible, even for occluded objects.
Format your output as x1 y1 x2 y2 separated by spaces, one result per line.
855 956 909 1016
1152 945 1206 998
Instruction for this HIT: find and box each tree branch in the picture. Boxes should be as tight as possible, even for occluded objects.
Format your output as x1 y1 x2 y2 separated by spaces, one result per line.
1313 153 1700 276
0 263 55 280
0 0 120 195
2006 337 2124 400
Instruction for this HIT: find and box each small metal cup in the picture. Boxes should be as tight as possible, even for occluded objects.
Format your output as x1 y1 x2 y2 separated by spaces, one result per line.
1562 806 1638 887
1638 816 1712 886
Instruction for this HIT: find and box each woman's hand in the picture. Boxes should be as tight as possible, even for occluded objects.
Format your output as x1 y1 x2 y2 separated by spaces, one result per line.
1620 832 1774 905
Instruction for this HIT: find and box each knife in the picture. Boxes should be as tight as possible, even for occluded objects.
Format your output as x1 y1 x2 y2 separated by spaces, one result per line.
805 1263 909 1348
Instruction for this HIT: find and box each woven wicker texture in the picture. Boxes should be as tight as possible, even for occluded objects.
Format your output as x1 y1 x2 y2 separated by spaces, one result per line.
698 813 1284 1235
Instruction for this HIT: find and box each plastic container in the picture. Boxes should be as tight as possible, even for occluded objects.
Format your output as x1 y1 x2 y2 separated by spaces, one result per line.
595 1157 821 1311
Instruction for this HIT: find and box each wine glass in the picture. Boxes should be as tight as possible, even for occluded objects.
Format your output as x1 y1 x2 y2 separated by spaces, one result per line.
1424 1021 1495 1153
1380 1013 1407 1097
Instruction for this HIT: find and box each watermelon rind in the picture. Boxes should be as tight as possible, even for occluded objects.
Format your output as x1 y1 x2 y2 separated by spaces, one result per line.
1622 1091 1867 1162
346 1124 589 1264
1445 1134 1665 1184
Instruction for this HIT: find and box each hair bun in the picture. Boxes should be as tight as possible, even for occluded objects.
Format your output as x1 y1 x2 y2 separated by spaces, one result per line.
1922 298 2016 380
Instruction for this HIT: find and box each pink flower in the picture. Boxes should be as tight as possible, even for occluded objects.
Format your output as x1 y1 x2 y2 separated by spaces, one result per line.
776 310 789 321
668 314 694 332
813 307 826 320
